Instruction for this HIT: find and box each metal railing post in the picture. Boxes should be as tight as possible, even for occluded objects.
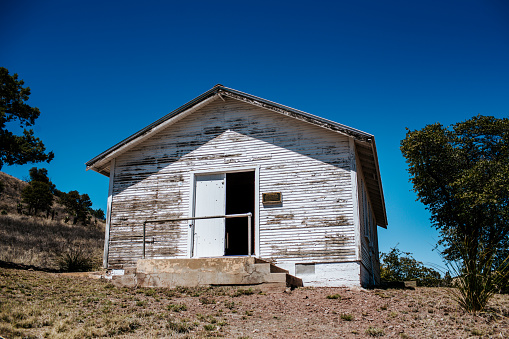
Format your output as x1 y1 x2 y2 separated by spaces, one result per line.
142 212 254 259
247 213 252 257
143 221 146 259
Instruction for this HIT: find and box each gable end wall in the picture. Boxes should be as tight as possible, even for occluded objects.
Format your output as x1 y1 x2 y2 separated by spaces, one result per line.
106 99 360 275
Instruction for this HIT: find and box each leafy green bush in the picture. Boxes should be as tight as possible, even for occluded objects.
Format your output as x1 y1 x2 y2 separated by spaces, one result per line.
380 247 442 287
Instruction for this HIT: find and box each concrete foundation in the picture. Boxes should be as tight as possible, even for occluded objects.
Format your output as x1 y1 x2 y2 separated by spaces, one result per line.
276 261 362 287
111 257 302 290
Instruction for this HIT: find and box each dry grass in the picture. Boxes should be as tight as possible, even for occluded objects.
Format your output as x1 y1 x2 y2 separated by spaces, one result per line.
0 171 69 220
0 267 508 338
0 172 27 215
0 214 103 271
0 268 236 338
0 171 105 271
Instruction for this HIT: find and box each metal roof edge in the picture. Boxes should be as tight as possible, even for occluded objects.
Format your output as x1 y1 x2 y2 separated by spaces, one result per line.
218 86 373 140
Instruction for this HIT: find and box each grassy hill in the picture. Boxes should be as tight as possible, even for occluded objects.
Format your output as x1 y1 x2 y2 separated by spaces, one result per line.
0 172 27 215
0 171 104 271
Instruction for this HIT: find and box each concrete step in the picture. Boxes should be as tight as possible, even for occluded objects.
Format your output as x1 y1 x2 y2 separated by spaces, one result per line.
286 273 303 288
264 272 287 283
270 264 289 274
253 258 289 274
110 257 302 290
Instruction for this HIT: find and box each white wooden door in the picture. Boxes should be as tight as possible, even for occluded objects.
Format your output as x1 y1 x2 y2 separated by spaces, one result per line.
194 174 226 257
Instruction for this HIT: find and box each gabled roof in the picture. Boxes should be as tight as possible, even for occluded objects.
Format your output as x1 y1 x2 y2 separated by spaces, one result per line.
86 85 387 227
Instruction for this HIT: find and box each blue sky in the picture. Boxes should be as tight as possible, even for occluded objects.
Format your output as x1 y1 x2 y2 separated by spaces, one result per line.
1 0 508 270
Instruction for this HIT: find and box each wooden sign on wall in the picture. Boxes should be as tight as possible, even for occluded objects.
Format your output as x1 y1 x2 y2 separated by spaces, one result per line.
262 192 282 204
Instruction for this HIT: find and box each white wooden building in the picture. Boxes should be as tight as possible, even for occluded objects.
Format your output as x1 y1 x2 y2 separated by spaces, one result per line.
86 85 388 287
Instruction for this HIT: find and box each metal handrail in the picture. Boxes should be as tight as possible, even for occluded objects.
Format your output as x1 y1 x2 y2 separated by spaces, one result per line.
142 212 252 259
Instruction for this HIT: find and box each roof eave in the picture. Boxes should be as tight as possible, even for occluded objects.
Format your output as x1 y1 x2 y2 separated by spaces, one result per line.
354 137 388 228
370 139 388 228
217 86 373 141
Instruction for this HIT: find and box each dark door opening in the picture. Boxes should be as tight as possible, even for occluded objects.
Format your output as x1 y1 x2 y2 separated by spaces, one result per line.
225 171 255 255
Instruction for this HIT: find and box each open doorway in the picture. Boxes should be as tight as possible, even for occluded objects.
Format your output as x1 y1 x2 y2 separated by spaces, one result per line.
225 171 255 255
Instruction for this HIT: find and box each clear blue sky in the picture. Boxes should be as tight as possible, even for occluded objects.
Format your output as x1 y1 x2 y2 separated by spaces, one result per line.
1 0 508 270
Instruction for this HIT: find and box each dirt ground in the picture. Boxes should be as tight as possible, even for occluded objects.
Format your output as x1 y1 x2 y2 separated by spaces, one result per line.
217 286 509 338
0 267 508 338
163 284 509 338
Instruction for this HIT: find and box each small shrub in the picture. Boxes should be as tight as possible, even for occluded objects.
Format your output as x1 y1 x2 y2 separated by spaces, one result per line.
326 294 341 300
55 245 96 272
162 289 181 298
175 286 207 297
366 326 385 337
167 303 187 312
224 301 235 309
204 324 216 331
471 328 483 336
168 320 195 333
143 288 157 297
447 250 509 313
233 288 255 297
105 317 140 336
340 313 354 321
199 296 216 305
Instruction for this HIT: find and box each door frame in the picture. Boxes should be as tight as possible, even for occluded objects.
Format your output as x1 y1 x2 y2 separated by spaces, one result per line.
187 165 260 258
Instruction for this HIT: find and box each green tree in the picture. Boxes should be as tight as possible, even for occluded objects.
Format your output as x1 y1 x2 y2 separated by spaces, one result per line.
0 67 54 170
21 181 53 215
61 190 92 224
380 247 442 287
21 167 55 215
401 115 509 311
28 167 56 193
91 208 105 220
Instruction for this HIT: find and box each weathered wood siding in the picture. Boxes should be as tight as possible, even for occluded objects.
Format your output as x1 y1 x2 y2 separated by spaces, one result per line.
357 156 381 286
107 97 357 267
